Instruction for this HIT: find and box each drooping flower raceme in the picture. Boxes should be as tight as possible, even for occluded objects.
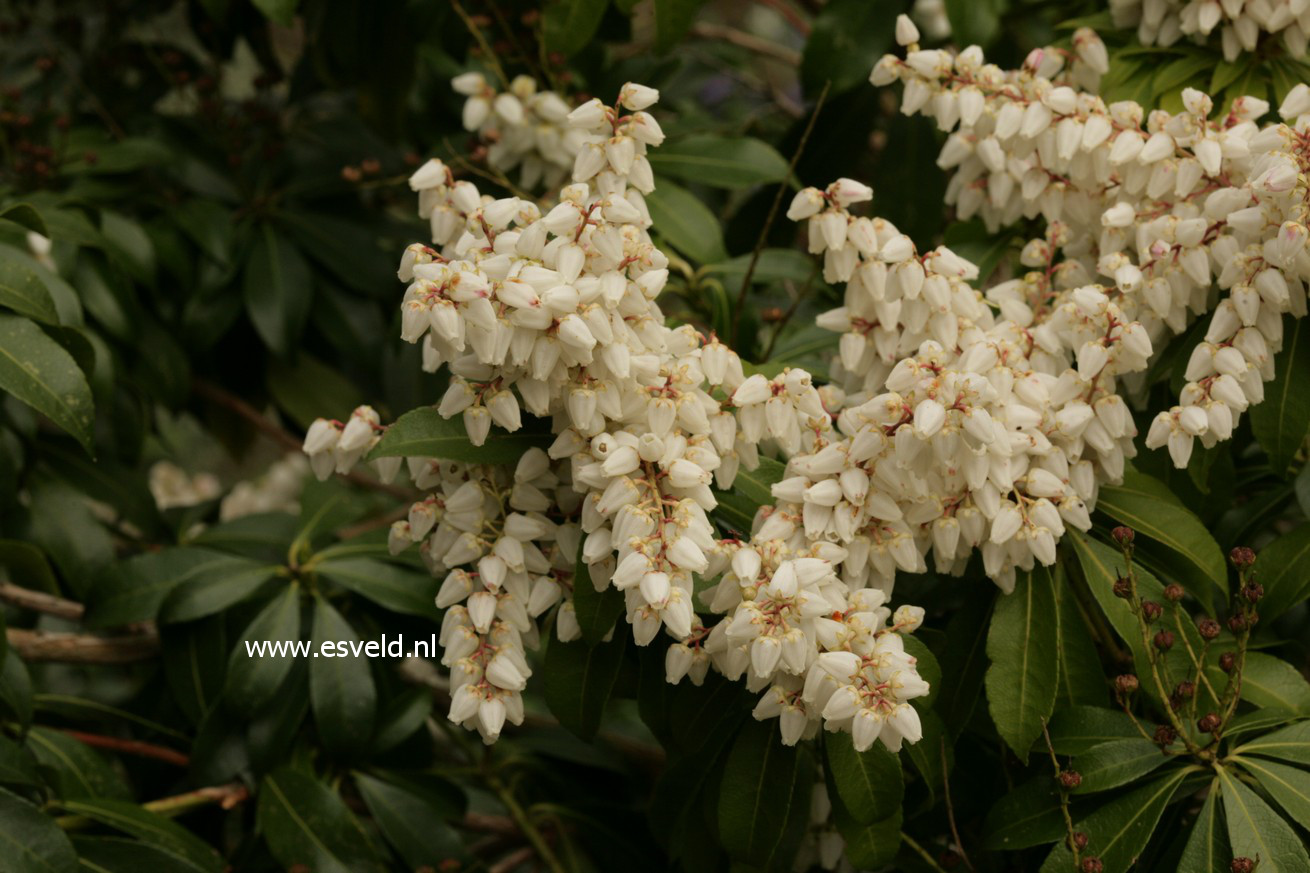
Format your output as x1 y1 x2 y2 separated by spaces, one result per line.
1108 0 1310 59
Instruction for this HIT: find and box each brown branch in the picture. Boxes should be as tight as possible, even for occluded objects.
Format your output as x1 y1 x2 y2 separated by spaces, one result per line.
57 729 189 767
191 378 415 501
754 0 812 34
941 737 975 872
462 812 520 836
146 782 249 814
691 23 802 65
6 628 159 664
0 582 84 621
489 845 536 873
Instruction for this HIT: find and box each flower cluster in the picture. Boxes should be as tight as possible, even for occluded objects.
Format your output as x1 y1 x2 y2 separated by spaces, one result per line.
872 18 1310 473
1109 0 1310 59
305 81 932 759
452 72 584 190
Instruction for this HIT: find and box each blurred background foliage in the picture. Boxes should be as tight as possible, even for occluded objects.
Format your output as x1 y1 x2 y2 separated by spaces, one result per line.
0 0 1308 872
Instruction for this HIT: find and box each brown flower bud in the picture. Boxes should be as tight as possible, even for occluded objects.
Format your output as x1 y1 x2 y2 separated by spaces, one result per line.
1153 630 1175 651
1112 526 1135 546
1242 582 1264 603
1197 618 1221 640
1174 680 1195 699
1114 674 1140 694
1153 724 1177 746
1163 584 1185 602
1219 652 1237 673
1230 858 1255 873
1072 832 1089 850
1058 770 1082 790
1198 712 1221 733
1112 575 1133 599
1142 601 1163 622
1082 858 1104 873
1227 614 1247 633
1228 547 1255 569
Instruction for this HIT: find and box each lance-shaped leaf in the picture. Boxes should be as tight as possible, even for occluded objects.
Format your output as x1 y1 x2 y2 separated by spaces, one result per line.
59 798 223 872
644 179 727 265
983 778 1066 851
1255 523 1310 622
571 546 624 645
1178 783 1229 873
225 585 302 716
824 731 903 824
365 407 551 463
1071 739 1171 794
1217 765 1310 873
0 786 77 873
310 595 377 758
1251 315 1310 477
985 565 1058 762
649 136 790 189
0 313 94 453
717 719 814 870
1233 756 1310 829
711 456 785 533
542 629 627 742
1233 720 1310 765
257 768 384 873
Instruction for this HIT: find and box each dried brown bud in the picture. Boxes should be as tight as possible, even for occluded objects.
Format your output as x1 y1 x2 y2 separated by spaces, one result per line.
1230 858 1255 873
1153 630 1175 651
1228 547 1255 569
1082 858 1104 873
1242 582 1264 603
1153 724 1177 746
1197 618 1221 640
1058 770 1083 790
1072 832 1089 851
341 165 363 182
1114 674 1140 694
1112 526 1135 546
1198 712 1221 733
1142 601 1163 622
1219 652 1237 673
1227 614 1247 633
1163 584 1185 602
1113 575 1133 599
1175 680 1195 699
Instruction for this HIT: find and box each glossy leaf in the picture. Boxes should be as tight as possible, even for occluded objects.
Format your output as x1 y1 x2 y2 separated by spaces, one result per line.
87 549 255 628
572 549 624 645
653 0 702 51
1250 315 1310 477
366 406 551 463
225 585 302 716
542 630 627 742
1234 720 1310 765
1233 756 1310 829
544 0 609 56
1236 653 1310 713
1217 765 1310 873
158 561 279 624
801 0 895 94
1071 739 1170 794
838 810 902 869
644 180 727 265
702 249 816 285
983 778 1065 851
244 224 312 355
1047 706 1142 755
711 456 785 533
824 731 903 825
1178 783 1229 873
353 772 465 869
650 136 790 189
0 203 47 236
985 565 1058 762
59 798 222 872
1254 523 1310 622
257 768 383 873
0 735 40 788
1053 564 1105 707
0 313 94 453
0 244 58 323
717 719 813 870
26 727 131 801
0 786 77 873
315 557 439 617
310 595 377 757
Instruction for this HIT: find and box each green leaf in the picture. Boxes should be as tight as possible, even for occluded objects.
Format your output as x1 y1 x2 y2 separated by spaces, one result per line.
188 513 299 563
542 630 627 742
0 654 33 729
160 616 227 726
251 0 299 26
801 0 895 94
0 786 77 873
717 719 814 870
837 810 902 869
985 565 1058 762
0 539 59 593
1254 523 1310 622
1048 706 1143 755
26 728 131 801
1054 564 1105 707
370 689 433 753
945 0 1006 46
1224 708 1307 741
59 799 222 873
0 735 40 788
1096 468 1227 598
0 244 58 324
157 561 279 624
0 204 48 237
365 406 551 463
353 772 465 869
225 585 302 715
711 456 785 533
87 549 254 628
1251 316 1310 476
543 0 609 56
172 200 233 266
983 778 1066 850
653 0 702 52
69 836 211 873
701 250 816 285
1179 782 1229 873
645 180 727 266
257 768 383 873
268 354 364 431
1071 739 1171 794
244 225 312 356
1233 756 1310 829
1234 720 1310 765
310 595 377 757
1217 765 1310 873
1236 653 1310 713
650 136 790 189
1040 767 1191 873
572 549 625 645
824 731 902 824
0 313 94 453
315 557 439 617
934 586 994 739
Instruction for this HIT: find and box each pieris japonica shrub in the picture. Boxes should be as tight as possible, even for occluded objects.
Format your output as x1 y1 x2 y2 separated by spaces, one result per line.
1 2 1309 873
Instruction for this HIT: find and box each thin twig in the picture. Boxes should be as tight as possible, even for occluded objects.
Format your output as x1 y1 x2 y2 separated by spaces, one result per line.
900 831 948 873
941 737 975 872
690 23 802 65
449 0 511 89
732 80 830 346
760 272 816 361
754 0 812 33
56 782 248 830
57 729 189 767
0 582 84 621
7 628 159 664
486 768 565 873
1041 721 1081 870
489 845 536 873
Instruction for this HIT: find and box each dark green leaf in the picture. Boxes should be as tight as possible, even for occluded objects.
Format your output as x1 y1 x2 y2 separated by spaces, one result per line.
542 630 627 742
257 768 383 873
934 586 994 739
651 136 790 189
0 735 40 788
1217 765 1310 873
0 785 77 873
945 0 1006 45
370 688 432 753
801 0 895 94
1251 316 1310 477
268 354 364 431
59 798 222 872
0 204 47 237
0 654 33 729
27 727 131 801
188 513 299 562
1178 783 1229 873
156 561 279 625
365 406 551 463
1236 653 1310 713
645 180 728 265
0 244 58 324
572 550 625 645
825 731 902 824
244 225 312 356
838 810 902 869
1048 706 1142 755
1254 523 1310 622
0 539 59 593
711 456 785 533
315 558 439 617
225 585 302 715
1054 564 1106 707
983 778 1066 850
1233 756 1310 829
1071 739 1170 794
87 549 251 628
717 719 814 870
353 772 464 868
653 0 702 52
252 0 299 26
160 616 227 726
985 565 1059 762
310 595 377 757
1234 720 1310 765
544 0 609 56
69 836 211 873
701 250 816 285
0 313 94 453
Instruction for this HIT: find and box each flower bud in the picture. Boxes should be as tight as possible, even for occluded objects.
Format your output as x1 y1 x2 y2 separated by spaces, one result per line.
1114 674 1139 694
1227 614 1247 633
1242 582 1264 603
1153 724 1176 746
1163 584 1184 602
1197 619 1220 640
1058 770 1082 790
1197 712 1221 733
1229 547 1255 569
1231 858 1255 873
1142 601 1162 622
1112 526 1135 547
1219 652 1237 673
1153 630 1174 651
1082 858 1103 873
